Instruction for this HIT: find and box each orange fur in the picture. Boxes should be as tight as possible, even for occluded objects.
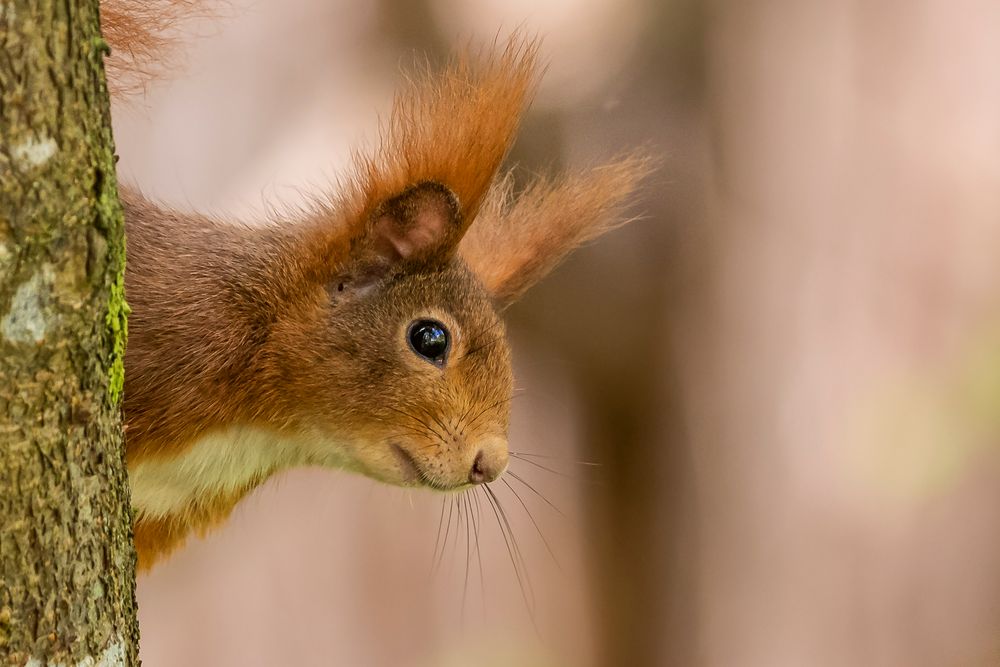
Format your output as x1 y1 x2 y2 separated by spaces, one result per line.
293 37 541 276
132 488 249 567
102 1 650 570
462 153 654 306
100 0 210 95
348 38 538 227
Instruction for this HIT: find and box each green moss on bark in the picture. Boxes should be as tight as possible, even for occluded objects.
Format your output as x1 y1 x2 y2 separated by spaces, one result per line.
100 170 130 407
88 30 130 407
0 1 139 665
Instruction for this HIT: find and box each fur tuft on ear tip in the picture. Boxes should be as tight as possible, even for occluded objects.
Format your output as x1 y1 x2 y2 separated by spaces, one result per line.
292 34 542 285
460 150 656 306
339 33 541 237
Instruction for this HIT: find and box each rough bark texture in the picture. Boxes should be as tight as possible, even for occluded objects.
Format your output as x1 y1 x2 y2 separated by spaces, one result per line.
0 1 138 666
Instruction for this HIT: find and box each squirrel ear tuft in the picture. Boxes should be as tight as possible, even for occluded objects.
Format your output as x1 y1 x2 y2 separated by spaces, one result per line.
301 35 539 283
365 182 464 265
336 35 539 251
461 152 654 307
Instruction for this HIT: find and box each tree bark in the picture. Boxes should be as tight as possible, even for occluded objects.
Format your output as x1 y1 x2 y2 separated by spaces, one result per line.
0 1 138 665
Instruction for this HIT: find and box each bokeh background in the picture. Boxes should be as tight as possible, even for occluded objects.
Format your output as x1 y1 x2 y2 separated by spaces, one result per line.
112 0 1000 665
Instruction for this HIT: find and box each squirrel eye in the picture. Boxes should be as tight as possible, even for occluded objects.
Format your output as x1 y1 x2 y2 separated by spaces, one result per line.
407 319 450 366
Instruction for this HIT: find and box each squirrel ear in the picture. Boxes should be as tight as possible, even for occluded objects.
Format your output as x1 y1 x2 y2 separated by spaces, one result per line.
299 36 538 286
364 182 464 266
460 153 653 308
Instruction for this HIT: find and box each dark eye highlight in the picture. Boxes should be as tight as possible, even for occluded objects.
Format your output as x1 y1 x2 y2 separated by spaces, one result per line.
407 320 450 366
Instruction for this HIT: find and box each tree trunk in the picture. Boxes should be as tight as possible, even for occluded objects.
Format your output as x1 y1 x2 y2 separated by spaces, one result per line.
0 1 138 665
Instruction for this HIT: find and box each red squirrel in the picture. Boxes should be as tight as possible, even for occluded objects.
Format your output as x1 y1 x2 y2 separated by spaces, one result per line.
101 1 650 570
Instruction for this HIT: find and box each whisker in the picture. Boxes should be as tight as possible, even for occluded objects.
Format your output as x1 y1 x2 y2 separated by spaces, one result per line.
480 485 535 622
463 320 508 359
509 451 602 467
430 496 447 576
429 411 453 442
465 396 512 430
509 454 584 480
464 337 503 358
507 470 565 517
471 489 486 615
385 405 450 444
502 477 561 569
471 319 505 338
484 484 536 614
457 394 492 432
369 416 433 440
456 388 525 439
461 492 472 620
454 492 464 569
435 496 456 576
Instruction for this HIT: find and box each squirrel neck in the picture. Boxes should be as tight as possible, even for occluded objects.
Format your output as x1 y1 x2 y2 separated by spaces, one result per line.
120 188 337 463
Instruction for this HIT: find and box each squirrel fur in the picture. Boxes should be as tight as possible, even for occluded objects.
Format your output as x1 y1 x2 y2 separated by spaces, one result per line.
101 1 650 570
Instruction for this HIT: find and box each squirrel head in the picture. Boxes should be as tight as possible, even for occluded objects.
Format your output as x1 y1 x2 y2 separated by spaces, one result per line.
108 14 654 566
119 36 651 499
272 182 513 490
255 36 651 492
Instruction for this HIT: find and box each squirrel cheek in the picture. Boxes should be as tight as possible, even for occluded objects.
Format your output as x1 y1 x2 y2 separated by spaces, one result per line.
384 443 421 486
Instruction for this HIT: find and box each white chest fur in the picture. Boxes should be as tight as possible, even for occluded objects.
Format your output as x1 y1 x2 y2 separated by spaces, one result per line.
128 426 347 520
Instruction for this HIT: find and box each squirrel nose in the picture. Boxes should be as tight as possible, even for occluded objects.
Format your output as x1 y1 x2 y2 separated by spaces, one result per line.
469 440 507 484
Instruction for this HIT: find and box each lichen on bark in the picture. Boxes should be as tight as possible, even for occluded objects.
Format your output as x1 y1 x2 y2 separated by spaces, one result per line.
0 1 139 665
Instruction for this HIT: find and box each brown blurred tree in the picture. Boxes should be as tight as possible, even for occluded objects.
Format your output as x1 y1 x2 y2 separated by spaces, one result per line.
0 1 138 665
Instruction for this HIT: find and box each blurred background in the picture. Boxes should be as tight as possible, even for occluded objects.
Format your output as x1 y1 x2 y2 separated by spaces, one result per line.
112 0 1000 665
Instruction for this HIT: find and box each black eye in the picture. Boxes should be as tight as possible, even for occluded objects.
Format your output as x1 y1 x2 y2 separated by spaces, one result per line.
407 320 450 366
